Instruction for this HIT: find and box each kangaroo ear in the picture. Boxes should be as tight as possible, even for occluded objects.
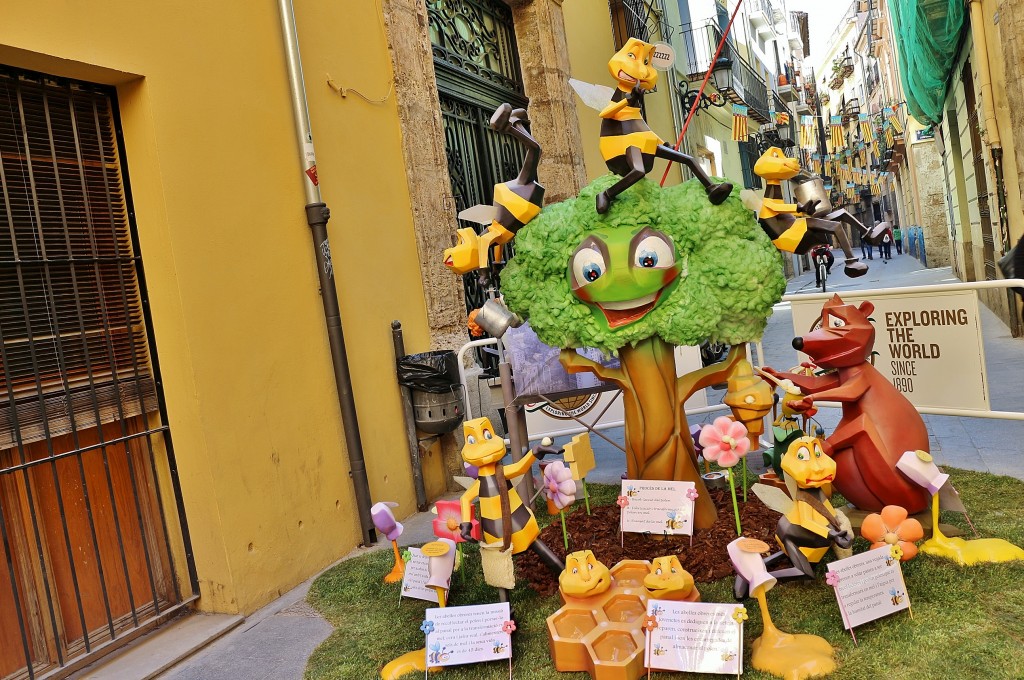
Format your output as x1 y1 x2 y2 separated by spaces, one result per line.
858 301 875 316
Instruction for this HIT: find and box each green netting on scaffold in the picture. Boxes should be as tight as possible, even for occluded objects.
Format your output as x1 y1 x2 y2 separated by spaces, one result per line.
888 0 967 125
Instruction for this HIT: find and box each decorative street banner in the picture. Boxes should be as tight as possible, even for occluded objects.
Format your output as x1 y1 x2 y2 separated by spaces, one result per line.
400 548 439 604
620 480 696 536
790 290 989 411
826 546 910 630
423 602 512 669
645 600 744 674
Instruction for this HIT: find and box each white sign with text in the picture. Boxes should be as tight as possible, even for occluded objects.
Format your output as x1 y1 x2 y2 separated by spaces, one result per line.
424 602 512 668
620 480 696 536
790 290 989 411
645 600 743 674
827 546 910 630
400 548 439 604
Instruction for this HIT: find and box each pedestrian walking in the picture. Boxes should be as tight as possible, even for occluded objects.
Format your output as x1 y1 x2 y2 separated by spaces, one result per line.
883 211 902 255
860 235 873 260
880 228 892 261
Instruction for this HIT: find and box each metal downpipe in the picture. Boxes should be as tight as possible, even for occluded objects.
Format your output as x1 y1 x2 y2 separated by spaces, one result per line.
278 0 377 545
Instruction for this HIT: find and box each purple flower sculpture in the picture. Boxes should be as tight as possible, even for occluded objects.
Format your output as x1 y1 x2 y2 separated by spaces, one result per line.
542 461 577 511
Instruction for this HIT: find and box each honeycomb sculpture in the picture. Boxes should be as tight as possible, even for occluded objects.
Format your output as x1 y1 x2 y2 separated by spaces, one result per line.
546 560 699 680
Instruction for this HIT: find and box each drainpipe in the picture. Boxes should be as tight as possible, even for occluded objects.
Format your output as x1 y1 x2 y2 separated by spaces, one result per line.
278 0 377 546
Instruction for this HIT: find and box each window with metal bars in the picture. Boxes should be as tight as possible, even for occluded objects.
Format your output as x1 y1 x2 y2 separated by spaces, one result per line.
0 69 158 448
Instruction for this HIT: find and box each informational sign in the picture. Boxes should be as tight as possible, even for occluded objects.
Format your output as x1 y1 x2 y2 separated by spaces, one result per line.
790 291 989 411
620 480 696 536
423 602 512 669
826 546 910 630
645 600 744 675
400 548 439 603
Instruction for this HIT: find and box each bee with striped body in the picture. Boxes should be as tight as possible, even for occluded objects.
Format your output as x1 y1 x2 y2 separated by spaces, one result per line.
573 38 732 214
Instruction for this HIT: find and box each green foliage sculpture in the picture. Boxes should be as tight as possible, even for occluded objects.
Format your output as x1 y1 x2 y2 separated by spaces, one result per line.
502 176 785 528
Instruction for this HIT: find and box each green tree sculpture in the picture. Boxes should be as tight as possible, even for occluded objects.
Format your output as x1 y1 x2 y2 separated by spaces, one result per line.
502 176 785 527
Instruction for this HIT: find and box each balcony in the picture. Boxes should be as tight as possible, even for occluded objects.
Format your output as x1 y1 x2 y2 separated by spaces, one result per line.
842 97 861 122
678 23 771 122
749 0 780 35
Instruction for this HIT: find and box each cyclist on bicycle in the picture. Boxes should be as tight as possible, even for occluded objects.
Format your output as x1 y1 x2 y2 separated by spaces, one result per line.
812 242 834 288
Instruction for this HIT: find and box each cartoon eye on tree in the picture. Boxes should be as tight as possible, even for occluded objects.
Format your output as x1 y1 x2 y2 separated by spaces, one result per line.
501 175 785 528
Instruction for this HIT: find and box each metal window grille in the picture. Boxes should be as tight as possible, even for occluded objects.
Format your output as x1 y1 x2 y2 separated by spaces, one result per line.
0 66 195 679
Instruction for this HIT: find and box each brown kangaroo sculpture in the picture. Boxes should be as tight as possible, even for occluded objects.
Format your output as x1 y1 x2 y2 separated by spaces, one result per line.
762 295 930 514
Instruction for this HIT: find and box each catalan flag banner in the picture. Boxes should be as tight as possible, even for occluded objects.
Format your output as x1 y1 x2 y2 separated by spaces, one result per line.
830 115 844 151
846 181 856 200
811 152 822 175
774 110 790 126
732 104 749 141
886 106 905 135
800 115 816 149
884 120 896 147
859 113 874 142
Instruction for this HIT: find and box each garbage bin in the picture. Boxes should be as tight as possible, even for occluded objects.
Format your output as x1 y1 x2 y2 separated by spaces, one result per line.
397 351 465 435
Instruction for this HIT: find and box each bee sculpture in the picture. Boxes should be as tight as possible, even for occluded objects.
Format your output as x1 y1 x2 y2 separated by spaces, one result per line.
443 103 545 275
570 38 732 213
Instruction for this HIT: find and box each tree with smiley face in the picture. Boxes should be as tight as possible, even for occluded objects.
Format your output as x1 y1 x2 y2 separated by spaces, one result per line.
502 175 785 528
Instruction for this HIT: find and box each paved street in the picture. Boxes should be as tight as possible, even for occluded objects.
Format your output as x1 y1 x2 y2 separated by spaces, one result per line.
154 251 1023 680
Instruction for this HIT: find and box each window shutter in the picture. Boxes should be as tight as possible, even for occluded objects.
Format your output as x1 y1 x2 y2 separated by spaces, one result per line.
0 69 156 449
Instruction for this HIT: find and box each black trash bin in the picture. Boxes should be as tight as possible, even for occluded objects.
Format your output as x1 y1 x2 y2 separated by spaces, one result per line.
397 351 465 435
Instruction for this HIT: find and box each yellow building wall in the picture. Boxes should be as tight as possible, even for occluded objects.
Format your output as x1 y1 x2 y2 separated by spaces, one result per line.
562 0 683 185
0 0 431 615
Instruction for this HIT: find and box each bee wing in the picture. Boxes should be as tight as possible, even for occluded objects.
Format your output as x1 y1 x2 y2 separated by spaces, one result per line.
751 483 794 514
451 475 477 490
457 203 499 225
740 189 763 212
569 78 615 112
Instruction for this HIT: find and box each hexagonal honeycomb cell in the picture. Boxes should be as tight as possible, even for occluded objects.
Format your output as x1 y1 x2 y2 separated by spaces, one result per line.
585 628 645 680
609 560 650 589
547 608 600 672
601 593 646 624
552 608 599 639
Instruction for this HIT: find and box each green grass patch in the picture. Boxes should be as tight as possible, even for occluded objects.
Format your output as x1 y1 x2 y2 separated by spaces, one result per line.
306 469 1024 679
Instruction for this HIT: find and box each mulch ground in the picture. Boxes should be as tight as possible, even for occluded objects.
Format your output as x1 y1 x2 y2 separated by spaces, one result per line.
517 489 788 596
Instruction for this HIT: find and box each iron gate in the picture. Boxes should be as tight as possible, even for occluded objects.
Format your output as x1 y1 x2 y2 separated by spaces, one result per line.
0 66 195 679
428 0 528 374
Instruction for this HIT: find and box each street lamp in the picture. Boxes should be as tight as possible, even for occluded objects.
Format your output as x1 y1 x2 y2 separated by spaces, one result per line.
711 57 734 93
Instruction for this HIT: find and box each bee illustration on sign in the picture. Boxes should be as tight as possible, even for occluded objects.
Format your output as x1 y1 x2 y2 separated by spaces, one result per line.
650 604 665 616
652 644 667 657
889 588 905 606
721 651 738 662
626 486 640 498
665 510 683 531
492 640 508 655
427 642 451 664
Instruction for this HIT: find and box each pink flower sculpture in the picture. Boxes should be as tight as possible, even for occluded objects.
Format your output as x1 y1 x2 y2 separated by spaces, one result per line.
542 461 577 511
825 571 840 587
698 417 750 468
616 495 629 508
502 620 517 634
432 499 480 543
686 488 699 501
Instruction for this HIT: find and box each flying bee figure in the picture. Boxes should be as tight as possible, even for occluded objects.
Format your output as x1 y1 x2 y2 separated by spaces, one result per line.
653 644 667 657
443 103 545 275
492 640 508 655
665 510 682 531
626 485 639 498
889 588 905 605
570 38 732 213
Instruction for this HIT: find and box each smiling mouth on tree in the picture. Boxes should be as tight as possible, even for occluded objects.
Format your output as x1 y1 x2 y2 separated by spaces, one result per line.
597 291 660 328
